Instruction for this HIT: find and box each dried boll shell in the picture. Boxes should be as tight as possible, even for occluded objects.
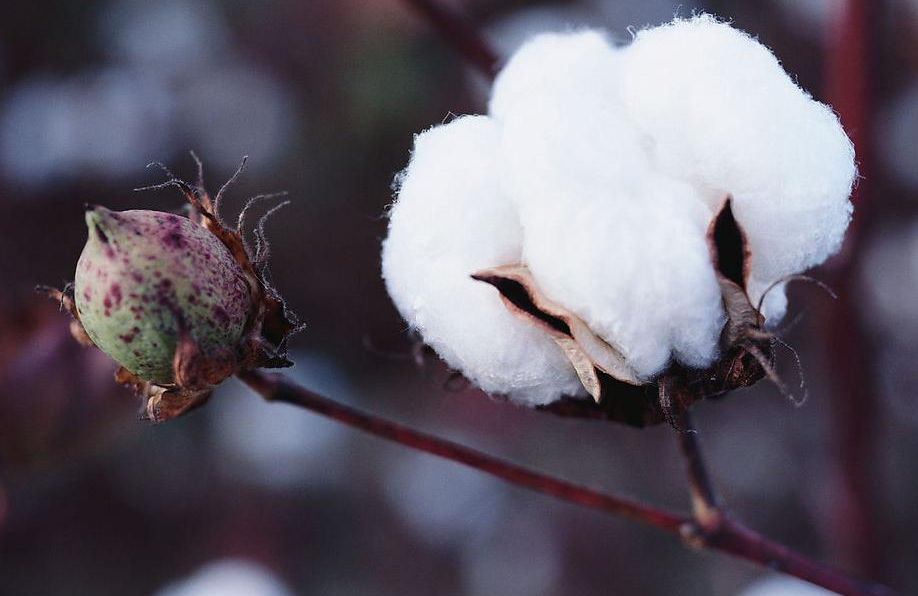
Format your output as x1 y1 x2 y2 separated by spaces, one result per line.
74 205 251 384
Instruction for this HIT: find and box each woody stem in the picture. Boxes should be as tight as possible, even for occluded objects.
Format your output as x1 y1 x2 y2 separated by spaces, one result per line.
675 410 722 531
238 369 905 596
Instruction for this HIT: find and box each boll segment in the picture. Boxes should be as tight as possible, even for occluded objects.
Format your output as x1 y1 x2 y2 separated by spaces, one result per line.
74 206 250 384
382 116 586 406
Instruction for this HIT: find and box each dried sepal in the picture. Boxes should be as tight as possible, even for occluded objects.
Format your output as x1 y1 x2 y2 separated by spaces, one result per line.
36 285 94 347
115 366 211 422
145 157 304 371
472 264 642 402
172 332 235 391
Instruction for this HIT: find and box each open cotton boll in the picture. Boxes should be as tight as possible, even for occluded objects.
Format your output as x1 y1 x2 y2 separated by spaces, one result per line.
621 15 856 301
500 95 724 379
382 115 584 405
735 576 837 596
489 29 621 123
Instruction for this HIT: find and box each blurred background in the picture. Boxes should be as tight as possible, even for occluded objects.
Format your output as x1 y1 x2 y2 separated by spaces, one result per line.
0 0 915 594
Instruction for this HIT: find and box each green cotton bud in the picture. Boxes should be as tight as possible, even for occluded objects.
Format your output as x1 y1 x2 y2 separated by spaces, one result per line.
42 157 302 423
74 205 251 385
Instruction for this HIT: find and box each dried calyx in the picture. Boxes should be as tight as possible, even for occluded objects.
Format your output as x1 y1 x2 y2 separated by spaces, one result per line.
42 157 303 422
474 199 778 427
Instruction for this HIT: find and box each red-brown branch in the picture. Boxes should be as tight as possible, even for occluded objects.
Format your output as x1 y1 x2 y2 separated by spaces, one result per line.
823 0 886 576
674 414 902 596
401 0 499 79
675 411 721 531
237 369 906 596
237 369 684 531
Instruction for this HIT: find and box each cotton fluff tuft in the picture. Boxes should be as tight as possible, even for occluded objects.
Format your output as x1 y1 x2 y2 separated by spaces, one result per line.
735 576 836 596
383 15 855 404
499 87 724 379
489 30 621 123
382 116 585 406
621 15 856 312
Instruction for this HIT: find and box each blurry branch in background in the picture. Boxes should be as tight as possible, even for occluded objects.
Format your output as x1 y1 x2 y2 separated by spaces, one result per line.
400 0 500 79
238 369 905 596
823 0 886 577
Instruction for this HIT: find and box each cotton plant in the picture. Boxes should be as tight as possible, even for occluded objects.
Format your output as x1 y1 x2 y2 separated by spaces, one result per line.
33 5 901 595
382 15 856 422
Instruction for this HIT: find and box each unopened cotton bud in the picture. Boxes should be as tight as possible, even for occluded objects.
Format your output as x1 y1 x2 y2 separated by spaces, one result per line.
74 206 250 384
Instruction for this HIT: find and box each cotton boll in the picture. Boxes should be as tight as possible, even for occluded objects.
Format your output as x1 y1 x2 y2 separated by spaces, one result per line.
735 576 836 596
500 95 724 378
154 559 294 596
489 30 621 124
621 15 856 295
382 115 584 405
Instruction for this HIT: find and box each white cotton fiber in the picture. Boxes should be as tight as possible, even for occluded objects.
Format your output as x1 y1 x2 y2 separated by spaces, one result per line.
735 576 836 596
381 115 585 405
489 30 621 124
382 15 856 404
621 15 856 306
498 89 724 378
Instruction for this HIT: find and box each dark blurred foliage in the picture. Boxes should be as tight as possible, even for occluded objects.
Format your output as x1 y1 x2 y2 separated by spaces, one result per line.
1 1 918 595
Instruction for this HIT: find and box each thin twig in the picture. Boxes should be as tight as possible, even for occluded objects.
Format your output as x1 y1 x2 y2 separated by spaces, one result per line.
237 369 685 531
676 410 722 531
400 0 499 79
237 369 906 596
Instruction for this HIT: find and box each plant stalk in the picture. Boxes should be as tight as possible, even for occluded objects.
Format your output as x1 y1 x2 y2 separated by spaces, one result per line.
238 369 906 596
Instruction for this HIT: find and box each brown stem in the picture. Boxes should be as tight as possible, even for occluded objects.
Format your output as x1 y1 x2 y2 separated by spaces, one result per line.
711 520 901 596
671 412 903 596
236 368 684 531
237 369 907 596
675 410 722 531
400 0 500 79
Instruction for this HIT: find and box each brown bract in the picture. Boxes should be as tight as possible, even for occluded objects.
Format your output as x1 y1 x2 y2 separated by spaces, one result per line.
472 197 775 428
41 157 303 423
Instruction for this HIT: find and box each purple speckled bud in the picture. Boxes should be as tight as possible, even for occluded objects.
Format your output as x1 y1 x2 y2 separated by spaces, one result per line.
74 206 251 384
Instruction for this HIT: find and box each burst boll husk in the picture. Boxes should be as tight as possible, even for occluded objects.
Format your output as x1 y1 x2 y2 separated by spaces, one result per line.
43 158 302 422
